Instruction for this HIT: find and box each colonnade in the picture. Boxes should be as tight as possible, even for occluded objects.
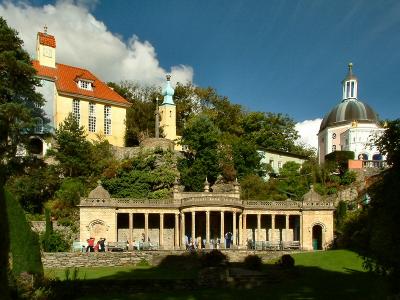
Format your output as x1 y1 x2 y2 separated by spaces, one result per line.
116 210 302 250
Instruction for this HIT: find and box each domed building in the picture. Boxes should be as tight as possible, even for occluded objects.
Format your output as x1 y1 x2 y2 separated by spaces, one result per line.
318 64 385 164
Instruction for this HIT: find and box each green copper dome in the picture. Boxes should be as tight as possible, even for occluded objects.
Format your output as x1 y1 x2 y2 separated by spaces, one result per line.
162 74 175 105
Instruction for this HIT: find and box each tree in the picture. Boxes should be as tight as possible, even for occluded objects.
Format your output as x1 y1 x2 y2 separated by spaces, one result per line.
242 112 300 153
277 161 309 200
340 119 400 292
0 18 46 298
178 115 221 191
47 113 92 177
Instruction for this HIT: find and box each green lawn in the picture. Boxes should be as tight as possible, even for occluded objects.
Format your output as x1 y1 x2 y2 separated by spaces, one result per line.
45 250 389 300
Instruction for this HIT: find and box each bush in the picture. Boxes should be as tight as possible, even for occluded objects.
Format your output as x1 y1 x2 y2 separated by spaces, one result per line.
41 231 70 252
243 255 262 270
277 254 295 269
55 178 85 207
341 171 357 185
200 250 228 268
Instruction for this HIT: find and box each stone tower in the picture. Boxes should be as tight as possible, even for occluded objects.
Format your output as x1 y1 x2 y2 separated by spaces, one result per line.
159 74 177 142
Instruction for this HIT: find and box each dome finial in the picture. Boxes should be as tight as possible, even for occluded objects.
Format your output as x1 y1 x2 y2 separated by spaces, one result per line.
348 62 353 75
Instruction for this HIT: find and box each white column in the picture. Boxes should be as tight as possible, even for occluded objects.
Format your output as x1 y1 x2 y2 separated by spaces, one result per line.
191 211 196 241
300 213 303 250
128 213 133 250
257 213 261 242
115 212 118 242
285 214 289 242
232 212 237 246
181 212 186 250
206 210 210 247
271 214 275 242
144 213 149 242
243 213 247 245
220 211 225 246
239 213 243 246
174 213 179 249
159 213 164 248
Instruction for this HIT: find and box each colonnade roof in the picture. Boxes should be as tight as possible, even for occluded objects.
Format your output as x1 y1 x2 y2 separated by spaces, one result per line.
79 197 334 211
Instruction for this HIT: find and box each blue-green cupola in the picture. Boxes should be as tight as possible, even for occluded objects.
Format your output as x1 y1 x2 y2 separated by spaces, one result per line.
162 74 175 105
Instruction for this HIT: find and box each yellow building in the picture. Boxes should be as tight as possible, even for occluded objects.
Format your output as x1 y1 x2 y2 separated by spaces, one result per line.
32 29 131 153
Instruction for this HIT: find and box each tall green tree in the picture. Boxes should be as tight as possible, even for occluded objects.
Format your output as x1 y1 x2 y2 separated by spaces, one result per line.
178 115 221 191
0 17 46 299
47 113 92 177
242 112 300 153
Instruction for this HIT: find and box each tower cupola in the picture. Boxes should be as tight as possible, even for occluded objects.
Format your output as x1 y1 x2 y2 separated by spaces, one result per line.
162 74 175 105
36 25 56 68
342 62 358 100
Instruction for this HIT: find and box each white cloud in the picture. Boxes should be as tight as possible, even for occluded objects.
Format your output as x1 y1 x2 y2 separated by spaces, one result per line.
0 1 193 86
295 118 322 150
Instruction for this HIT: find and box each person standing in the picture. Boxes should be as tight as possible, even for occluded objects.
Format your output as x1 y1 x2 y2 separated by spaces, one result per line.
225 232 232 249
86 237 95 252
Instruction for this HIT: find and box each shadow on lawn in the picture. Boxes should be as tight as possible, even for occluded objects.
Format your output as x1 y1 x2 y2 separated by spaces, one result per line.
53 254 389 300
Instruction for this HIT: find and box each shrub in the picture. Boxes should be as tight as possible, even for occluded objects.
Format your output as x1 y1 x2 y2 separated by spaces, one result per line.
200 250 228 268
341 171 357 185
277 254 295 269
243 255 262 270
55 178 85 207
41 231 70 252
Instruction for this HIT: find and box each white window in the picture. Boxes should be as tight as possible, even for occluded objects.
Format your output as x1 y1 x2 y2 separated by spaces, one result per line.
88 102 96 132
35 118 44 134
72 99 80 125
278 161 282 169
78 80 93 91
43 47 52 58
104 105 111 135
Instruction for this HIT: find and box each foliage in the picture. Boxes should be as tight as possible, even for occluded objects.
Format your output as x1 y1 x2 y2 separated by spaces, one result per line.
340 170 357 185
335 201 347 231
242 112 300 153
243 255 262 270
41 209 70 252
199 250 228 268
6 163 60 213
55 178 85 207
325 150 355 174
374 119 400 169
277 254 295 269
276 161 309 200
339 120 400 291
240 174 286 200
6 190 43 276
178 115 221 190
47 113 92 177
0 18 48 298
102 149 178 198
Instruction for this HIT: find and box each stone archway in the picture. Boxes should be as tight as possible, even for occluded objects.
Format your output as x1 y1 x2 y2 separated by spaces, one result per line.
87 219 108 240
312 224 323 250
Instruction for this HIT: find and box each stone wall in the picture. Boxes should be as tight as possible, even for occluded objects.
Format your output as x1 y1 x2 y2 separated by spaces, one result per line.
42 250 300 269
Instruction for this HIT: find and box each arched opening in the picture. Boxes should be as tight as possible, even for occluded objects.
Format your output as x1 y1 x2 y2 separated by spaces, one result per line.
372 154 382 161
312 225 323 250
28 137 43 155
357 153 369 160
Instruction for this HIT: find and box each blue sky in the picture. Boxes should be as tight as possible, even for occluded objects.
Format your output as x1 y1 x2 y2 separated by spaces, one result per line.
2 0 400 146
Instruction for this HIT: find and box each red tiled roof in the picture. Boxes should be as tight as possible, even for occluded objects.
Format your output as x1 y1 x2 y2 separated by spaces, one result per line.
32 60 130 106
38 32 56 48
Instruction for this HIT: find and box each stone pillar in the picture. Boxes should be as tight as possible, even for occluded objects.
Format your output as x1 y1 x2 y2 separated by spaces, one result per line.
115 212 118 242
257 213 261 242
300 213 303 250
174 213 180 249
271 214 275 242
285 214 289 242
181 212 186 250
220 211 225 247
128 213 133 250
206 210 210 247
232 212 237 246
238 213 243 246
159 213 164 248
144 213 149 242
191 211 196 242
243 213 247 245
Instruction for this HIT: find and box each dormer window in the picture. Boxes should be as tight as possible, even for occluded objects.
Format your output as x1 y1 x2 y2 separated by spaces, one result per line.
78 80 93 91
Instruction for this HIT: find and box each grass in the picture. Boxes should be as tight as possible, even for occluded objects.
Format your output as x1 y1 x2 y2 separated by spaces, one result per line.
45 250 389 300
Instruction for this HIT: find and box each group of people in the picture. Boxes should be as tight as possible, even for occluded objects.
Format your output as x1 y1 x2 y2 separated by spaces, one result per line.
184 231 233 250
85 237 106 252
